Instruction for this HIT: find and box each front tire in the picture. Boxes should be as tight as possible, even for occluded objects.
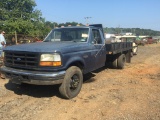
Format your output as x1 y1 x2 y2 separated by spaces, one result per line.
59 66 83 99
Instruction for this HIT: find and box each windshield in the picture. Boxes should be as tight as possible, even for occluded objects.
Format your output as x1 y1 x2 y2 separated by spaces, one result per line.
44 28 89 42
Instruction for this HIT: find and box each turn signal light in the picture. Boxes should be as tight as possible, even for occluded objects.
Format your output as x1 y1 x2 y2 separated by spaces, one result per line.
40 61 61 66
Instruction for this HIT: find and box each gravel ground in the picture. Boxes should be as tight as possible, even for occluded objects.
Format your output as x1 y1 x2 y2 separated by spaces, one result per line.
0 43 160 120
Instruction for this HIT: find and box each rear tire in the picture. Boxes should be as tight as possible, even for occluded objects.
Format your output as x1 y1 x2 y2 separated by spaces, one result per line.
59 66 83 99
112 58 117 68
117 54 126 69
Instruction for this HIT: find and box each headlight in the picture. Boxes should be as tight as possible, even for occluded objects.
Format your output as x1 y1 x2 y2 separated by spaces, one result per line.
40 53 62 66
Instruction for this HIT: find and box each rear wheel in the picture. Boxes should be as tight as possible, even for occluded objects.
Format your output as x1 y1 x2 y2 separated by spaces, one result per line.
59 66 83 99
112 58 118 68
117 54 126 69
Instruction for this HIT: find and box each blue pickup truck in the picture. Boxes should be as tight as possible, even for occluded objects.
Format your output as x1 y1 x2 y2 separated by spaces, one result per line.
0 24 133 99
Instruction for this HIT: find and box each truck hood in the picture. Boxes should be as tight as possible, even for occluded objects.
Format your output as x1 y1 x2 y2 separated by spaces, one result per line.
4 41 91 54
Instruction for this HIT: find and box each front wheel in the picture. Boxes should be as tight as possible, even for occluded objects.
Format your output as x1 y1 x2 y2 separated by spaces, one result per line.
59 66 83 99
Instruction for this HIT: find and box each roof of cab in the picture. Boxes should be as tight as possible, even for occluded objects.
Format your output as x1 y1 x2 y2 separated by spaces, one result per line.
54 24 103 29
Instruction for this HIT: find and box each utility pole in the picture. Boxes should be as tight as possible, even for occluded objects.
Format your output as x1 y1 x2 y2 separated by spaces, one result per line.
84 17 92 26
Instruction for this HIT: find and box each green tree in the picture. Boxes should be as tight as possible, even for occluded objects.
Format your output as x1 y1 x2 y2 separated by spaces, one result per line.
0 0 45 37
0 0 37 20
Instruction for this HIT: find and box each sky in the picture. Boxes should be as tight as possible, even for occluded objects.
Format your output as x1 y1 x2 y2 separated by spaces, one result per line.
35 0 160 31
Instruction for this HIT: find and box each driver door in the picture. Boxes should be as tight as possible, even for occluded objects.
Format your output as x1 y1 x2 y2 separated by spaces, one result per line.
91 29 106 70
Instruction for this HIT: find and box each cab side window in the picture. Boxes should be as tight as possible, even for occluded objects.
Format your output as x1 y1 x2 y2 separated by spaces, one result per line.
92 29 102 44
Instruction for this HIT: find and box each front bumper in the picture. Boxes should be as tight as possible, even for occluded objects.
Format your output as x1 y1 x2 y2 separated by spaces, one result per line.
0 66 65 85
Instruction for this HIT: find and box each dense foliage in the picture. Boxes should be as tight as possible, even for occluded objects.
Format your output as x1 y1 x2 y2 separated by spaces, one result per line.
0 0 46 36
0 0 83 39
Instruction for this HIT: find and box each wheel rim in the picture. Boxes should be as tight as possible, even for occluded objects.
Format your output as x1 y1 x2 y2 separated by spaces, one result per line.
70 74 80 91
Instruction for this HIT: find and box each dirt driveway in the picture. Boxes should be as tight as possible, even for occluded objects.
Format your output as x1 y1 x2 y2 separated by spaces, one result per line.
0 43 160 120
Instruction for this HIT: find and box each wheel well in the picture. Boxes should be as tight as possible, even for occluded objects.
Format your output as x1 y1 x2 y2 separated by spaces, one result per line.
68 61 84 72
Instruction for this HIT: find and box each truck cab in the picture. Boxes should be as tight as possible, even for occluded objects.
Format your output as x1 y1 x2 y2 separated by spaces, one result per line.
42 25 106 73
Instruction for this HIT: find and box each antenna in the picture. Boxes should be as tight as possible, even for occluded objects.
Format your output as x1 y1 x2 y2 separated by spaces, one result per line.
84 17 92 26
